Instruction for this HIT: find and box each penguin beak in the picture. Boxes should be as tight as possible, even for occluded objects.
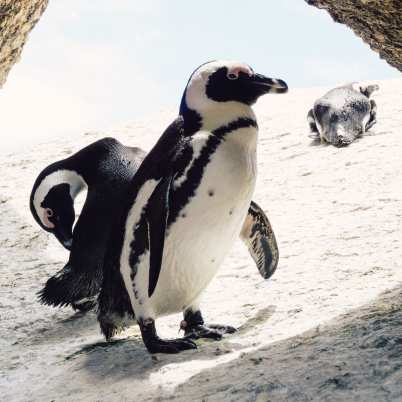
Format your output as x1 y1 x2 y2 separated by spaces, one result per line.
54 228 73 251
251 73 288 94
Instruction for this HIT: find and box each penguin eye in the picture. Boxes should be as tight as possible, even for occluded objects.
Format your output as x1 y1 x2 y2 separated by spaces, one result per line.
227 72 238 80
45 208 54 217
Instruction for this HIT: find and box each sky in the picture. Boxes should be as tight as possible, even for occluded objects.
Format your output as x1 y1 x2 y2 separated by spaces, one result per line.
0 0 399 151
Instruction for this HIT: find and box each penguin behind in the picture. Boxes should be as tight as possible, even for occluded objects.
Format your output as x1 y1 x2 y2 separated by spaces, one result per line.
98 60 287 353
30 137 146 311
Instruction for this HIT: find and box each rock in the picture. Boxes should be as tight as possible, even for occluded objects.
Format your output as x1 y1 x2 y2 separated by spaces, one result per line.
0 1 400 90
305 0 402 71
0 0 48 88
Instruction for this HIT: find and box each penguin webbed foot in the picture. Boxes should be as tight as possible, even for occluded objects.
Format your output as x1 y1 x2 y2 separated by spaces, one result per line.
182 310 236 340
139 318 197 354
184 323 236 340
145 337 197 354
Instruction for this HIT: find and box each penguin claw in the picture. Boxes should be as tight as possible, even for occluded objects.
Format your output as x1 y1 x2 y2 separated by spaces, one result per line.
208 324 237 334
185 324 236 340
139 318 197 354
145 337 197 354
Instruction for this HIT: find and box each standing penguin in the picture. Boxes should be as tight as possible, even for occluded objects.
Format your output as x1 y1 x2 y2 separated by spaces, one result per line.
307 83 379 146
30 138 146 311
98 60 287 353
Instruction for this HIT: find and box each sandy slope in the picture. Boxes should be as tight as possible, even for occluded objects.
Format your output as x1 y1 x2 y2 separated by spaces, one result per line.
0 79 401 402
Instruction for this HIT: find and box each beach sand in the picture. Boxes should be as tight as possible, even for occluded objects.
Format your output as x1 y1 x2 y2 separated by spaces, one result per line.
1 79 401 401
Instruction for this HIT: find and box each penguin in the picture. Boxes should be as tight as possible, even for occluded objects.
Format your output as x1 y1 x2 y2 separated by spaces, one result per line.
30 137 279 314
29 137 146 311
97 60 287 354
307 83 379 147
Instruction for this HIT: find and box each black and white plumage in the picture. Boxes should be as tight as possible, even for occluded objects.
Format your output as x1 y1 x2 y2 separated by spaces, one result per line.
29 137 146 311
240 201 279 280
98 60 287 353
307 83 379 147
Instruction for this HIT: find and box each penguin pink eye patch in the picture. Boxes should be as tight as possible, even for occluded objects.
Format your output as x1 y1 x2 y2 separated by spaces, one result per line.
226 65 253 80
43 208 55 229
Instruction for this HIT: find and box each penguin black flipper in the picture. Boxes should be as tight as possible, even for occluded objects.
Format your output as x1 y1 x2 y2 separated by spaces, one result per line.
98 116 187 341
146 175 174 298
240 200 279 280
39 193 112 310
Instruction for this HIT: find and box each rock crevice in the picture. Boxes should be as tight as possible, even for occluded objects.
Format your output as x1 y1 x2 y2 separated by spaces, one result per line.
0 1 400 89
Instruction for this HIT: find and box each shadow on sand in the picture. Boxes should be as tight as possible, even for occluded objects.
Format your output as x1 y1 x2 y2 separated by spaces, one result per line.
76 305 276 382
164 285 402 402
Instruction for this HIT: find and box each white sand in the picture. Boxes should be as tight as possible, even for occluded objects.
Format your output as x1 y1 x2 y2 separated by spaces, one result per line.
0 79 401 401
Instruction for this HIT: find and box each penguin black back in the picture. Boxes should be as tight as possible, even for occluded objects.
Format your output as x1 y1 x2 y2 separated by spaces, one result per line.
97 61 287 352
30 137 146 311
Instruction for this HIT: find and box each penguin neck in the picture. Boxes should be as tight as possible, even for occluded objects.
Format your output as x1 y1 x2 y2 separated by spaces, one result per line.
181 101 256 134
59 169 86 199
31 167 87 229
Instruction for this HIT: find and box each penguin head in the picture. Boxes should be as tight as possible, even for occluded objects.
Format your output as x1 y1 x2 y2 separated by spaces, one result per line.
359 84 379 99
350 82 379 99
30 169 85 250
180 60 288 123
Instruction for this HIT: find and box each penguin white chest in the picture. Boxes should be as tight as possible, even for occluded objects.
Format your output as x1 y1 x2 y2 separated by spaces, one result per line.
152 127 258 314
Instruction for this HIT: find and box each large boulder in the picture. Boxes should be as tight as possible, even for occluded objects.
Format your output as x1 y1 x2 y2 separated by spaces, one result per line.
306 0 402 71
0 0 48 88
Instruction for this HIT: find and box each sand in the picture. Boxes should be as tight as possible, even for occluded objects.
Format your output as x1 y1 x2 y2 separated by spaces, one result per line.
0 79 401 401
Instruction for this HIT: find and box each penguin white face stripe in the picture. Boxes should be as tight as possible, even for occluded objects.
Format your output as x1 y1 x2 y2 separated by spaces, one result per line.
185 61 254 122
33 169 86 228
173 132 208 189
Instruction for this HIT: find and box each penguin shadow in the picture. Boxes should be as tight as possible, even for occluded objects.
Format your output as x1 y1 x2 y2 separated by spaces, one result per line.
58 309 94 323
308 139 325 147
235 305 276 336
307 129 388 148
169 286 402 401
78 305 276 381
27 309 99 346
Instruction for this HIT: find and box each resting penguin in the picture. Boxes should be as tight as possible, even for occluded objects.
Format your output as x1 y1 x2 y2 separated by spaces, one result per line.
29 137 146 311
307 83 379 147
97 60 287 354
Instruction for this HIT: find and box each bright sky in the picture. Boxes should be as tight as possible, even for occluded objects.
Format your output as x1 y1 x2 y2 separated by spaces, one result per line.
0 0 399 151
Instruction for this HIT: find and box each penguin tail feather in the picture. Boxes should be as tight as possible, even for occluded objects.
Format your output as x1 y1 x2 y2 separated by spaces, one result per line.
97 266 135 341
98 314 123 341
38 264 101 311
